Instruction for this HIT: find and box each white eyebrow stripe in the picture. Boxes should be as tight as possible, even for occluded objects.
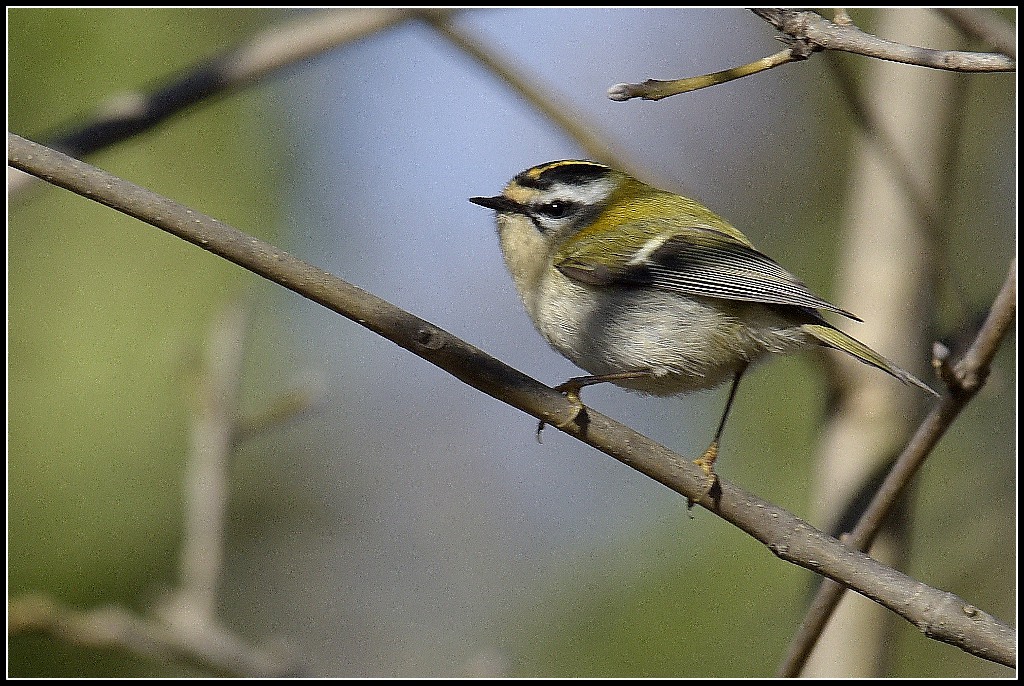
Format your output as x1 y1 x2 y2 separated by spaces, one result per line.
543 176 616 207
627 233 673 265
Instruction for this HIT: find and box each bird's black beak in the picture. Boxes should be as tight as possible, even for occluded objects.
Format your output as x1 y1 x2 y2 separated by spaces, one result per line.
469 195 523 214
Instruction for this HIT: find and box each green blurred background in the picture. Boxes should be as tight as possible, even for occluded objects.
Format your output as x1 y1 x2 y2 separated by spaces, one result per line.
8 8 1015 677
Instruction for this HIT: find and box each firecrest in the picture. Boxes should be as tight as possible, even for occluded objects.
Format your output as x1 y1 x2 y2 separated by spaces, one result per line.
470 160 936 481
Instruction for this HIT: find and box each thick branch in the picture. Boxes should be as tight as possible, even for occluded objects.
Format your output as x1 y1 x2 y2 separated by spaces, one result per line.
8 132 1015 668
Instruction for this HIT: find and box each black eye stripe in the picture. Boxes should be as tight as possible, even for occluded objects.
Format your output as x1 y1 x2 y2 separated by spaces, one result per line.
527 215 547 233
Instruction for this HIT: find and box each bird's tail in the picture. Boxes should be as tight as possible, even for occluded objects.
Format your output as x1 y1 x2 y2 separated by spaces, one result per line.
802 323 938 396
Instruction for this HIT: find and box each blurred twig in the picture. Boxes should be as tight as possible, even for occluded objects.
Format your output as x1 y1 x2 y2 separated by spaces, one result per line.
8 8 420 195
824 52 977 325
9 133 1015 668
8 594 297 677
938 8 1016 59
419 11 648 181
235 387 320 443
7 303 304 676
823 56 940 231
178 303 248 618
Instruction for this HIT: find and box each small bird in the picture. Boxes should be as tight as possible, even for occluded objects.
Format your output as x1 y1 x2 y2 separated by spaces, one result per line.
470 160 936 483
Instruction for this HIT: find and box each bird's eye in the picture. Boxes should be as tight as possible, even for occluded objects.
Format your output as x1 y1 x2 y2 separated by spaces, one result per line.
536 200 576 219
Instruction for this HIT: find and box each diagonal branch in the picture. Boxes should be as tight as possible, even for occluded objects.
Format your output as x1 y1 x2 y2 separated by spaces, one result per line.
45 8 416 157
778 260 1017 676
607 48 798 101
8 132 1015 669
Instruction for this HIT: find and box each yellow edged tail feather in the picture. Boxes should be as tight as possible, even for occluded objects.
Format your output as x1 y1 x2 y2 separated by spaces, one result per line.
802 323 938 397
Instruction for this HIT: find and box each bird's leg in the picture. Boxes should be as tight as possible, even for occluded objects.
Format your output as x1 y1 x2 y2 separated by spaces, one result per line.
537 370 653 439
694 364 748 494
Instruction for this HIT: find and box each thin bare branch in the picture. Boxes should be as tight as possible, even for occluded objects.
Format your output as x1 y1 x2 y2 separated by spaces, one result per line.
53 8 415 156
606 9 1015 105
235 388 320 443
608 48 797 101
752 8 1015 72
778 260 1017 676
9 133 1015 668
